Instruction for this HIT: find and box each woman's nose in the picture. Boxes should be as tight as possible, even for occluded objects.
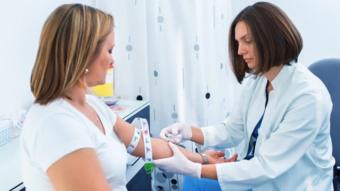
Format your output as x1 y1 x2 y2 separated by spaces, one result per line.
238 43 246 55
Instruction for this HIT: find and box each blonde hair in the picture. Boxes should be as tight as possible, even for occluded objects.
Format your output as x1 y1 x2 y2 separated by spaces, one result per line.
31 4 114 104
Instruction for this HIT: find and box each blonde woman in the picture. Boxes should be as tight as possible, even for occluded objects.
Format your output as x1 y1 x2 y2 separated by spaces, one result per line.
20 4 235 191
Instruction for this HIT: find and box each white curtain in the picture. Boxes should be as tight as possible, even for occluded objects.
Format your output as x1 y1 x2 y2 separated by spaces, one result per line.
96 0 238 190
96 0 238 135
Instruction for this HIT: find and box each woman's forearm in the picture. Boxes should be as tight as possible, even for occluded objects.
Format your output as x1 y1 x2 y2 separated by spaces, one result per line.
201 164 218 179
113 117 204 163
191 126 205 145
135 137 204 163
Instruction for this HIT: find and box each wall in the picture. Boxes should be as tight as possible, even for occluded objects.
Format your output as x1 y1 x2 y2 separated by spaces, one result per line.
0 0 94 117
231 0 340 66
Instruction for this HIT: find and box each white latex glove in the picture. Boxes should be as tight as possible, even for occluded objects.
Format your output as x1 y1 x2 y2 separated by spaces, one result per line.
159 122 192 143
154 142 201 178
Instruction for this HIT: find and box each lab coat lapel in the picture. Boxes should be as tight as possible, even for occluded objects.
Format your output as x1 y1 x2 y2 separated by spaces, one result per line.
245 77 268 141
253 64 293 152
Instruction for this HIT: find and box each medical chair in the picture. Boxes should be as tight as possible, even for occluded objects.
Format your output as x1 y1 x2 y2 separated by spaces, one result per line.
309 58 340 191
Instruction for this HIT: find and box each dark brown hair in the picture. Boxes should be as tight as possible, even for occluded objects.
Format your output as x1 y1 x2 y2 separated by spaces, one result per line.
229 2 303 83
31 4 114 104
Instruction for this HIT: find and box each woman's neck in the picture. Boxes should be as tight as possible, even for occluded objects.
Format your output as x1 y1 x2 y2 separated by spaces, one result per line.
264 65 283 82
264 64 284 92
64 85 88 106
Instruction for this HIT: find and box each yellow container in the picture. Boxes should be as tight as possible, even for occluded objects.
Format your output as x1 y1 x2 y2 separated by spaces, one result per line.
91 82 114 97
91 68 114 97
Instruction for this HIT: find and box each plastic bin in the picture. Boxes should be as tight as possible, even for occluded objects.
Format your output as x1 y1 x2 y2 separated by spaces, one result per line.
0 118 13 146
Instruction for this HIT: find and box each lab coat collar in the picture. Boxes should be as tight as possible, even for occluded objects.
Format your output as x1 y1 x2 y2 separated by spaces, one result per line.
270 62 295 91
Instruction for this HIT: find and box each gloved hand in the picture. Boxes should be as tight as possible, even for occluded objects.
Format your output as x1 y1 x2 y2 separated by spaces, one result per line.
154 142 201 178
159 122 192 143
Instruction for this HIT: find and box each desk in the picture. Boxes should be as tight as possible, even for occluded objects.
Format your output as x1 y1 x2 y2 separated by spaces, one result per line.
0 99 150 191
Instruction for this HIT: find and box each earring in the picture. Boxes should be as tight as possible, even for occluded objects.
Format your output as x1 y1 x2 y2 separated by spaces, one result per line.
85 68 89 74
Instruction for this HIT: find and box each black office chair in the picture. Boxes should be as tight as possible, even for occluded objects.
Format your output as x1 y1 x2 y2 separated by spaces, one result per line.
309 58 340 191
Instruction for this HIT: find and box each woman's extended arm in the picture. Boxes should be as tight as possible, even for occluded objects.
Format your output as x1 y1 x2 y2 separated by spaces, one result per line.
113 117 220 163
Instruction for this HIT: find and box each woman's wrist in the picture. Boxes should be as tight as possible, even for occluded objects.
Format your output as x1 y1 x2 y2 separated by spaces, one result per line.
199 153 209 164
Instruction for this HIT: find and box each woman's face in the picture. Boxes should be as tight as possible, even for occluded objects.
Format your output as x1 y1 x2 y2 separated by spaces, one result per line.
86 31 115 87
235 21 257 70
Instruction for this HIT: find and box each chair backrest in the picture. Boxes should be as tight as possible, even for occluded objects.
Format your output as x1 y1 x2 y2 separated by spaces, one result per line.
309 58 340 165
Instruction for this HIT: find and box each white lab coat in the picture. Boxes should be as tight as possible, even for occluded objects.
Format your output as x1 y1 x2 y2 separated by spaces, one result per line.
202 63 335 191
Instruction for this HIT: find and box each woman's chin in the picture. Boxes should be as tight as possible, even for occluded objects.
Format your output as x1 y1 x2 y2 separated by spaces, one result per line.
247 63 256 69
88 80 105 87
